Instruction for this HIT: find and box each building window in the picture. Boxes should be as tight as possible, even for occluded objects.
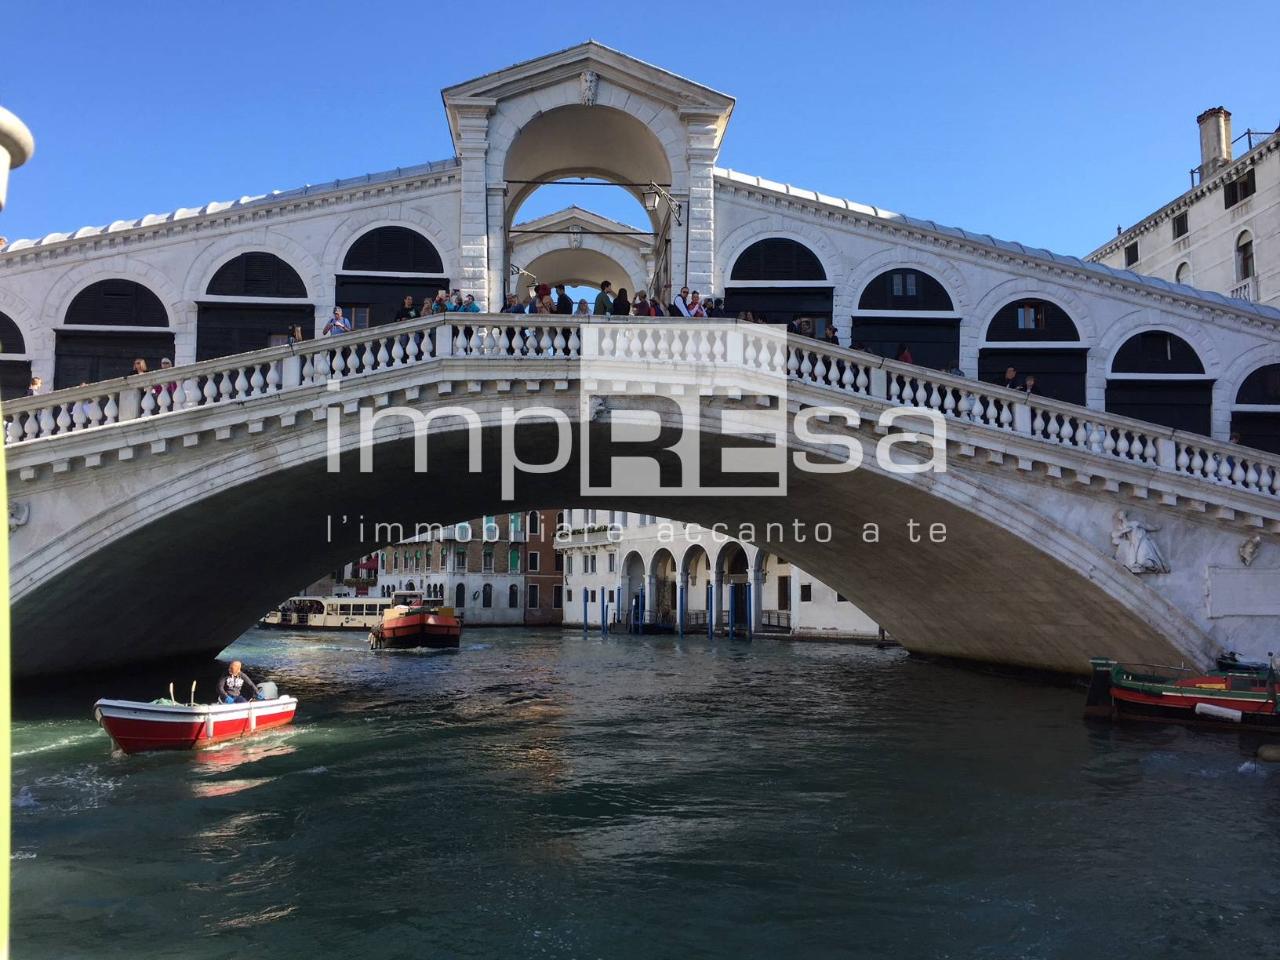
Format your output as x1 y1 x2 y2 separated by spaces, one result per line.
455 582 466 608
588 554 597 574
482 583 493 608
567 555 574 576
554 552 563 573
1172 211 1188 239
454 549 466 572
528 511 541 537
1224 168 1257 209
1015 302 1045 331
1175 261 1191 285
1236 232 1255 281
890 271 918 299
589 589 597 603
528 551 540 572
508 584 519 608
482 547 494 573
1123 241 1139 267
553 585 563 609
800 583 812 602
527 584 539 608
566 588 573 605
509 548 521 574
608 552 616 573
607 589 614 604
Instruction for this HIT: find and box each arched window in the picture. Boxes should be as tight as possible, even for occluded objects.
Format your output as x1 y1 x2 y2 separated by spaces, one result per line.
0 310 32 401
857 270 953 311
0 311 27 355
66 279 167 327
1111 332 1204 375
1175 262 1191 285
482 583 493 608
1232 363 1280 454
343 227 443 274
528 511 541 537
852 269 959 370
455 583 466 608
725 238 832 335
730 238 826 281
1107 331 1211 435
207 252 307 298
57 280 174 388
985 299 1079 341
1236 231 1254 282
508 584 519 608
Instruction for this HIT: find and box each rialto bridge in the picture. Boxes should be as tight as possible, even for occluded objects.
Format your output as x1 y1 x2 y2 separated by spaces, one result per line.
4 314 1280 676
3 41 1280 676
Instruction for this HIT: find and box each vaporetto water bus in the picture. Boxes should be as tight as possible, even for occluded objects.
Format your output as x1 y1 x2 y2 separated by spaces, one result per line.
258 592 437 631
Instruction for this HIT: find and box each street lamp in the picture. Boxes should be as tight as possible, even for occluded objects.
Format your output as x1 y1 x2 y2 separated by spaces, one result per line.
642 181 682 227
0 105 35 214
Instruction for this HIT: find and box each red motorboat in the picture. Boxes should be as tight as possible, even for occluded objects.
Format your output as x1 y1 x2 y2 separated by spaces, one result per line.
94 685 298 754
1086 654 1280 730
369 592 462 650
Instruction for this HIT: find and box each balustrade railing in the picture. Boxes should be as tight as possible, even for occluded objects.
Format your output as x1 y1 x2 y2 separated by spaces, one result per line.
5 314 1280 504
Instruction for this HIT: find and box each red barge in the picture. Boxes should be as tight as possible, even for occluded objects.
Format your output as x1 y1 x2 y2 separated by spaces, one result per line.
1086 653 1280 730
94 691 298 754
369 592 462 651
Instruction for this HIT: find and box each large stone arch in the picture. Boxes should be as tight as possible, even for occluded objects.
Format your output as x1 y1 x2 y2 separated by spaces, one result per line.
320 208 458 284
0 285 35 354
714 216 847 294
1212 339 1280 429
513 231 649 295
183 229 325 302
485 76 688 205
960 276 1093 383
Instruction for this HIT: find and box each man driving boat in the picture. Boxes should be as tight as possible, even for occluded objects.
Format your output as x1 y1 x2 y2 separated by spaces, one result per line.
217 660 260 704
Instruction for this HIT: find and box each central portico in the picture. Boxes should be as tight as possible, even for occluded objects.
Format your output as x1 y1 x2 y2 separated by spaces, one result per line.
440 41 735 309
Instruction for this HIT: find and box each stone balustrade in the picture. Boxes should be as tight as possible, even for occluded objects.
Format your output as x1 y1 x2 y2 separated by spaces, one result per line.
5 313 1280 506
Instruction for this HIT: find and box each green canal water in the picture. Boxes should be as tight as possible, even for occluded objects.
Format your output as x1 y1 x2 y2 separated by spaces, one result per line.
10 628 1280 959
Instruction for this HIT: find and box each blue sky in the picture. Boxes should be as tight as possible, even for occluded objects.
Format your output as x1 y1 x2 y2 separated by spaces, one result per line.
2 0 1277 257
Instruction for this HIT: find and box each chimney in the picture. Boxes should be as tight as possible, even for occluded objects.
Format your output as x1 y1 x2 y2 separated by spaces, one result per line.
1197 107 1232 180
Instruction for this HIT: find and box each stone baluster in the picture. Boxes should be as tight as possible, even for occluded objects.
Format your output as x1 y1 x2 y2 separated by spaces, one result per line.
250 366 266 396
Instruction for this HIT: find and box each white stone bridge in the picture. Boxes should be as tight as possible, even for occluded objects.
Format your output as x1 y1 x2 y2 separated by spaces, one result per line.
6 314 1280 676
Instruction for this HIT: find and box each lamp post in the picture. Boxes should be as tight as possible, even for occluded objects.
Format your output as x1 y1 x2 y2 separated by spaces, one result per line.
0 105 35 213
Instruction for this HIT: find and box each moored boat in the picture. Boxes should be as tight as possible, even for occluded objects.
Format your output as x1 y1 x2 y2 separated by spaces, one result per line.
94 686 298 754
369 591 462 650
1085 655 1280 730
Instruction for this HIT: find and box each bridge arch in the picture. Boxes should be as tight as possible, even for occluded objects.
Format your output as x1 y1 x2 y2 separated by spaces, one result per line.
184 233 325 304
321 212 457 290
1222 341 1280 453
976 295 1089 405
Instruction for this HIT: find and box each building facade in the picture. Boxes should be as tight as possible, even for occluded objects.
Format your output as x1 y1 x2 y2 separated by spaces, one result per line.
2 43 1279 451
1087 109 1278 309
556 510 879 639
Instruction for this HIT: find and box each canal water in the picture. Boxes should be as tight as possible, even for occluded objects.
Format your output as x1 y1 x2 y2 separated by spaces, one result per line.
11 628 1279 959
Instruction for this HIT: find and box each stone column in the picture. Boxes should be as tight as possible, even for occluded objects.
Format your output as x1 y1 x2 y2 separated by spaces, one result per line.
646 574 658 616
486 184 507 311
454 99 496 305
677 571 689 631
712 572 725 632
681 109 721 297
750 568 764 633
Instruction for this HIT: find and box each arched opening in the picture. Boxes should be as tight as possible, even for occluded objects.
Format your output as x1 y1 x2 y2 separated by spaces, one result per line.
504 105 673 305
1231 363 1280 454
716 543 750 632
508 584 519 608
852 269 959 370
621 550 646 627
1175 261 1191 285
725 238 833 335
650 548 677 626
521 246 642 309
979 298 1087 404
527 511 541 537
455 582 466 610
336 226 448 330
1235 231 1254 283
1107 331 1212 435
0 310 32 400
753 551 791 633
680 544 711 629
198 252 313 361
482 583 493 608
56 279 175 388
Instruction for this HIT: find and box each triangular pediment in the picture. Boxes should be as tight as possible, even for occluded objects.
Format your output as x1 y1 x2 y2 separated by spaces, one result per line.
511 205 650 252
442 41 734 148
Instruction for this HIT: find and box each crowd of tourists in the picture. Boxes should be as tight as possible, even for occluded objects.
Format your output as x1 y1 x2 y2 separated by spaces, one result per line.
494 281 727 319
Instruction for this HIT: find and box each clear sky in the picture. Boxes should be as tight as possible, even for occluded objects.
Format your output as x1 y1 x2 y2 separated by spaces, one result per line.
2 0 1277 258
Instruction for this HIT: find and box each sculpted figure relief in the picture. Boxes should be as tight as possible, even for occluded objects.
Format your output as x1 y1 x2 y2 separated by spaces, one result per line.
1112 510 1169 575
579 70 599 106
1239 533 1262 567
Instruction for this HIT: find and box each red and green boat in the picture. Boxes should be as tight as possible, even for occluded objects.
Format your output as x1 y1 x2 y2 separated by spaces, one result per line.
1086 653 1280 730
